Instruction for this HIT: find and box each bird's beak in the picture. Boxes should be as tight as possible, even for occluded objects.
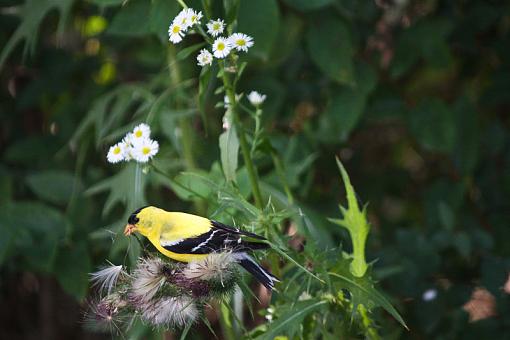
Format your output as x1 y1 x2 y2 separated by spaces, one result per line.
124 224 137 236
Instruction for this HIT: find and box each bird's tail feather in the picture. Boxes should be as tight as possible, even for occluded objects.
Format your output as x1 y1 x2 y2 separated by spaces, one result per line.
236 253 279 290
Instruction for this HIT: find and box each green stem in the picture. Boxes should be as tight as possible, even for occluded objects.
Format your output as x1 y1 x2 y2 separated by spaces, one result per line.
167 45 206 214
359 304 381 340
219 302 236 340
271 151 294 205
220 63 263 209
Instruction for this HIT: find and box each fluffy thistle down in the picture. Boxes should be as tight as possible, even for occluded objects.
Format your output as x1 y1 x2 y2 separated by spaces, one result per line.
141 296 199 328
88 253 241 333
129 257 167 303
90 264 125 295
183 252 237 282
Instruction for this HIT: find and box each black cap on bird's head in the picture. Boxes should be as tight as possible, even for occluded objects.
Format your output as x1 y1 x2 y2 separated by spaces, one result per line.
124 206 149 235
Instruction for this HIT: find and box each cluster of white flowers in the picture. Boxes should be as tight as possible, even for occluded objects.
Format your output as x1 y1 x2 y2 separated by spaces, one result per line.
167 8 254 67
168 8 203 43
107 123 159 164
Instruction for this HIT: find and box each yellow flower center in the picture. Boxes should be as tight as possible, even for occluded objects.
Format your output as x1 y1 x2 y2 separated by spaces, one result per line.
113 147 121 155
237 39 246 46
172 25 181 34
135 130 143 137
217 42 225 51
213 23 220 30
142 147 151 155
191 15 197 22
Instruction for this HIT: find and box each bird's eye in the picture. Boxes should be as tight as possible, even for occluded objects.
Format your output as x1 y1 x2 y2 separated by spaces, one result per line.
128 214 139 224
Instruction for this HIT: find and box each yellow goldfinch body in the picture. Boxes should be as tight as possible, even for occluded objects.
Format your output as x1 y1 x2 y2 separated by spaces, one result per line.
124 206 279 290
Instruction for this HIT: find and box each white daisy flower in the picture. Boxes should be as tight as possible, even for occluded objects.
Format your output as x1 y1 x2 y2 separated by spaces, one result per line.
229 33 254 52
196 49 213 67
207 19 225 37
174 9 192 30
212 37 232 59
107 142 125 163
132 123 151 141
121 133 134 161
188 9 203 26
132 138 159 163
168 22 185 44
247 91 266 106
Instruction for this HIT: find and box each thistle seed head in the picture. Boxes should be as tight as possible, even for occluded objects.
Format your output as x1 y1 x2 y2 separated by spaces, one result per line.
141 296 199 328
130 257 167 303
183 252 237 282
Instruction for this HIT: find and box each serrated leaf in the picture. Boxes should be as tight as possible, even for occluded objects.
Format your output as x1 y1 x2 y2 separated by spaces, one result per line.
255 299 328 340
86 163 145 216
0 0 74 70
328 158 369 278
329 268 407 329
219 126 239 183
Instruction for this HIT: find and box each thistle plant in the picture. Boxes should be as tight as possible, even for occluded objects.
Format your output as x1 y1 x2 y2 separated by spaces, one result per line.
88 253 240 332
85 1 407 338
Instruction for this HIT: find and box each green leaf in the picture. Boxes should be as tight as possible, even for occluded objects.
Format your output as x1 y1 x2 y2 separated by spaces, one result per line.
0 0 74 70
176 43 207 61
409 99 456 153
255 299 328 340
86 163 146 216
319 86 366 142
107 0 151 36
238 0 280 60
219 126 240 183
0 202 68 272
55 242 91 300
282 0 334 11
148 0 180 40
26 170 83 205
328 158 369 277
329 268 407 329
306 14 354 85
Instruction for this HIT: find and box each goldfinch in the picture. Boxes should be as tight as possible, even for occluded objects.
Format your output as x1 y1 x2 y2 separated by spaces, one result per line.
124 206 279 290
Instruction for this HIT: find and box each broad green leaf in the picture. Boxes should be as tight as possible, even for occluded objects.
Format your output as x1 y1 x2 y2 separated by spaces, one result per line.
0 202 68 272
26 170 83 205
282 0 334 11
319 86 366 142
306 15 354 85
328 158 369 277
148 0 180 40
55 241 91 300
409 99 456 153
107 0 151 36
0 0 74 70
255 299 328 339
238 0 280 60
87 0 124 6
219 126 239 183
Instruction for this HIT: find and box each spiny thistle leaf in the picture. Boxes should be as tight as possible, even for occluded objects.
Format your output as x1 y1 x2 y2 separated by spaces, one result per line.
328 258 408 330
254 299 328 340
328 157 369 277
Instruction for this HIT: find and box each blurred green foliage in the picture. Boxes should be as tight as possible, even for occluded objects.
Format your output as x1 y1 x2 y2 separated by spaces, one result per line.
1 0 510 339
